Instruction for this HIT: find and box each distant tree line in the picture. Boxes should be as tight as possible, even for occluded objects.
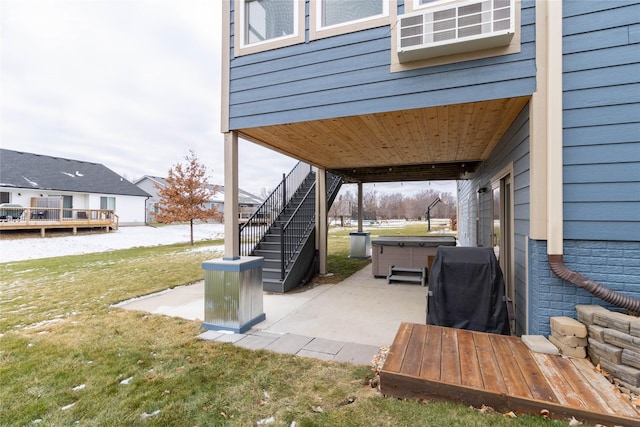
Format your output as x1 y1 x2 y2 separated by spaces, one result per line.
329 188 456 223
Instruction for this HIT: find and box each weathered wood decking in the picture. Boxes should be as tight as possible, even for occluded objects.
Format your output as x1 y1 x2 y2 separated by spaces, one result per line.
380 323 640 426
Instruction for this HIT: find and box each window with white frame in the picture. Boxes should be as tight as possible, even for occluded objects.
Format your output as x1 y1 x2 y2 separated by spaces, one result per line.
243 0 296 46
100 196 116 210
317 0 387 29
414 0 455 8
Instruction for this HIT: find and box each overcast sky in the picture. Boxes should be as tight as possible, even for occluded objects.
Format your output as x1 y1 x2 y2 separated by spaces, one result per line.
1 0 455 198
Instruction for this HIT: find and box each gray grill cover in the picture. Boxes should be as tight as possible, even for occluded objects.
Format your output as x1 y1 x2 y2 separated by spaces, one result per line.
427 246 510 335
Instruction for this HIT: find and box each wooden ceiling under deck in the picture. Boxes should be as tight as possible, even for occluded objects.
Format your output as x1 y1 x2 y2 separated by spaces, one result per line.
239 96 530 183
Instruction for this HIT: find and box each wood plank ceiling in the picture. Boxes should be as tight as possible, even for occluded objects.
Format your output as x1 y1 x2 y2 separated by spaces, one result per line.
239 96 530 183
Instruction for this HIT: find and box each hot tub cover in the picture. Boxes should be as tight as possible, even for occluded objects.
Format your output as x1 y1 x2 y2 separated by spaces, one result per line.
426 246 510 335
371 235 457 247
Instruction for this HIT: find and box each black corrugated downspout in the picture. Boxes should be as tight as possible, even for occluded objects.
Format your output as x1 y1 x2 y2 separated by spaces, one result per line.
548 254 640 313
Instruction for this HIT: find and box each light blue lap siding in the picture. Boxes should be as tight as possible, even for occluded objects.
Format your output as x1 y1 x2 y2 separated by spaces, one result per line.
228 1 536 129
562 0 640 243
457 104 530 336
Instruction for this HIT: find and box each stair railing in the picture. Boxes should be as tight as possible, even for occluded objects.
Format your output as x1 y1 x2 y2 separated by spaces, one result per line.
240 161 313 256
279 182 316 279
278 172 344 280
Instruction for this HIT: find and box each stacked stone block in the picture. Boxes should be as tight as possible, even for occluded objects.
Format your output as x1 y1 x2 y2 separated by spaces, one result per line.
548 316 588 358
576 305 640 394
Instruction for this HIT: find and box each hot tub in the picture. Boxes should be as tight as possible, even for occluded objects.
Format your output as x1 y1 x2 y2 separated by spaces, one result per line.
371 235 457 278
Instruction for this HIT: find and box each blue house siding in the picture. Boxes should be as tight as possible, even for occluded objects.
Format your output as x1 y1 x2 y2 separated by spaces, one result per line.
228 1 537 130
562 0 640 243
457 103 530 335
528 1 640 336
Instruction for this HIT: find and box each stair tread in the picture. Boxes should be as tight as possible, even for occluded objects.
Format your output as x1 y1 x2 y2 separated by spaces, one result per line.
388 275 424 282
389 266 425 273
238 169 341 292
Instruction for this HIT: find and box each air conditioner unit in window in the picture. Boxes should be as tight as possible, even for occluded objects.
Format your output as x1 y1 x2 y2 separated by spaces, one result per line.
397 0 515 62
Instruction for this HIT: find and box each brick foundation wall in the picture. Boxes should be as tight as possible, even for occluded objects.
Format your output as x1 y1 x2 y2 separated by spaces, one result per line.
528 239 640 336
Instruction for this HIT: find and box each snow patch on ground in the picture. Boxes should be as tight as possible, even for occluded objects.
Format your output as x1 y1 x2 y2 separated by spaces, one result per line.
0 220 443 264
0 224 225 263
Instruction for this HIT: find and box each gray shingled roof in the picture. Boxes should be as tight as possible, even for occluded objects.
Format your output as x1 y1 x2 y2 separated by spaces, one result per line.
0 149 150 197
135 175 263 205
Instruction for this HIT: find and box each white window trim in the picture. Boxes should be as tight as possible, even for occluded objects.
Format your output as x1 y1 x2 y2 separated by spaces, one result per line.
409 0 459 13
234 0 305 57
309 0 391 41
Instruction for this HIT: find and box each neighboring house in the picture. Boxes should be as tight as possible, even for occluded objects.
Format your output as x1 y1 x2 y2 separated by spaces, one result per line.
134 175 262 223
0 149 151 225
219 0 639 336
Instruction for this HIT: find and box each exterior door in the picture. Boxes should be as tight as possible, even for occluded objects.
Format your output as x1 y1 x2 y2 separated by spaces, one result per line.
63 195 73 219
492 172 514 332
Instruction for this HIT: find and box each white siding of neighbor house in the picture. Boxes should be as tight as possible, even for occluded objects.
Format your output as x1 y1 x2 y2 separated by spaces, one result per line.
88 194 147 225
3 188 147 225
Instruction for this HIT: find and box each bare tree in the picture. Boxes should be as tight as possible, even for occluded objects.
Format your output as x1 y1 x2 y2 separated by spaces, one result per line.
155 150 221 245
406 189 457 220
363 189 378 219
258 187 272 200
378 192 405 220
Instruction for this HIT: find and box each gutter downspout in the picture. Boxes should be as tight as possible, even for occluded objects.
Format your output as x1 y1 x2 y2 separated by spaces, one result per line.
543 0 640 313
144 195 151 225
548 255 640 312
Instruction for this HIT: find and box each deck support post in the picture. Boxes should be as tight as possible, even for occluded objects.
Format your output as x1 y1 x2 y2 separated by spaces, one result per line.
223 131 240 260
316 167 328 275
357 182 363 232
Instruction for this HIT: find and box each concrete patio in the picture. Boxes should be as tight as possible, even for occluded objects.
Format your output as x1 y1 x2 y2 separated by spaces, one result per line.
116 263 428 365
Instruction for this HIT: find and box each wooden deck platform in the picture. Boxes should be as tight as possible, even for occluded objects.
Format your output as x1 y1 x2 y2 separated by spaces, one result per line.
380 323 640 426
0 208 117 237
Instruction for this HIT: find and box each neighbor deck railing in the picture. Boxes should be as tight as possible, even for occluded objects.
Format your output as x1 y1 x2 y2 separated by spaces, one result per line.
0 207 118 229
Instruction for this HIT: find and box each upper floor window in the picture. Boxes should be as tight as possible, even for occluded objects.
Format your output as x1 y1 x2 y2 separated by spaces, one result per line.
235 0 304 56
414 0 456 8
310 0 390 40
244 0 294 44
319 0 387 29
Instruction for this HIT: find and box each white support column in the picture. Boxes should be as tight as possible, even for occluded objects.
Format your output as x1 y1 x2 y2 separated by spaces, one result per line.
317 168 328 274
357 182 363 232
546 0 564 255
224 131 240 260
529 0 549 240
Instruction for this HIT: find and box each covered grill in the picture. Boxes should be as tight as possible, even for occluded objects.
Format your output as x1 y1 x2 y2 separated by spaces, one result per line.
426 246 510 335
